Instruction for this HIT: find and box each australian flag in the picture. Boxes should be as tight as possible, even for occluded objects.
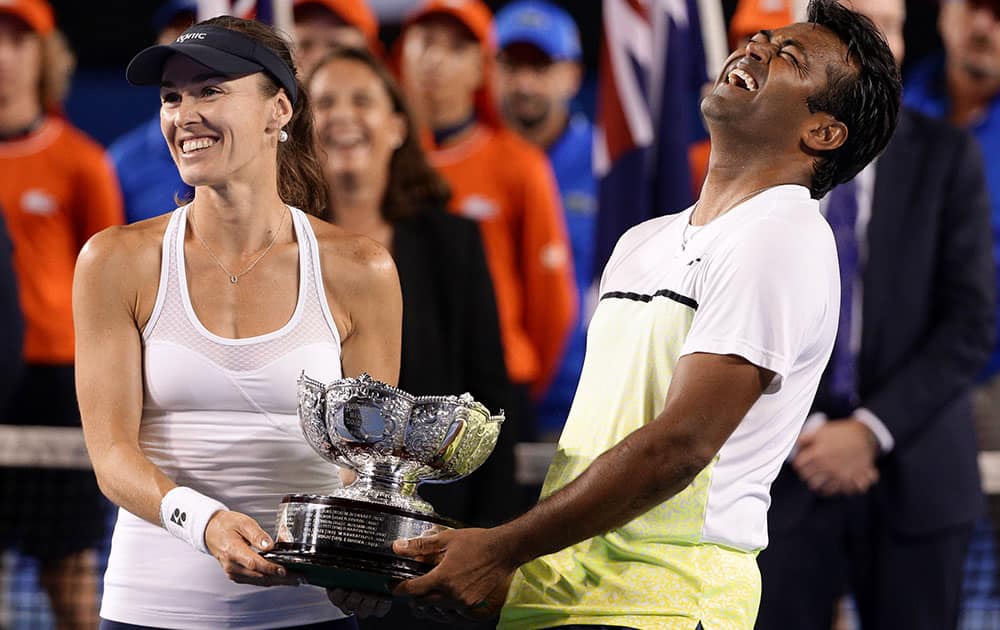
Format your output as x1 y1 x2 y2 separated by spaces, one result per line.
196 0 292 29
594 0 714 275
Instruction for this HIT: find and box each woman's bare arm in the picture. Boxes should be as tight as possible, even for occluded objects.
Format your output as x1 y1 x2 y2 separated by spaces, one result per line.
74 226 175 524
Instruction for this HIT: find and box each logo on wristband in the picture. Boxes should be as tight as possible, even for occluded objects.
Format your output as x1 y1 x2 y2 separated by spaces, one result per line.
170 508 187 526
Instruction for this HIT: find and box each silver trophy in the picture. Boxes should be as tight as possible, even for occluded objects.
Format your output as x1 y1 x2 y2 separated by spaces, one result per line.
263 372 505 594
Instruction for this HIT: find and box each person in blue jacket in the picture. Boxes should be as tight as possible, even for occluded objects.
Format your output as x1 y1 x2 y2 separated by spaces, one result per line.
495 0 596 440
108 0 196 223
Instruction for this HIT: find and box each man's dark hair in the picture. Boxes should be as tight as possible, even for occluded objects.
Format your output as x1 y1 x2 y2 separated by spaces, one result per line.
805 0 901 199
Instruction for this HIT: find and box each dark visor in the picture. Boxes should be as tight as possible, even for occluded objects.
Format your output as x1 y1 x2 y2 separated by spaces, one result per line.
126 25 298 105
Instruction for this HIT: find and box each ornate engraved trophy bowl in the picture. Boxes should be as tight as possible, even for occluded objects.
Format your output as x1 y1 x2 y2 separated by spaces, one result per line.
263 372 504 594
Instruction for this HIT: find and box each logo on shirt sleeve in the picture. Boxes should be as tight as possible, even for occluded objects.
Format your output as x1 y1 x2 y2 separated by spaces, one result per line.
540 242 569 270
20 189 57 216
459 195 499 220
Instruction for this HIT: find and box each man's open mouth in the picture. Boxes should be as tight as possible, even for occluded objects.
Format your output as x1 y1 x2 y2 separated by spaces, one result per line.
726 67 758 91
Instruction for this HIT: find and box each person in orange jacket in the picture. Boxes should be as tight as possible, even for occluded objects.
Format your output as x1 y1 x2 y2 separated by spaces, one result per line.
0 1 124 627
396 0 578 443
292 0 382 75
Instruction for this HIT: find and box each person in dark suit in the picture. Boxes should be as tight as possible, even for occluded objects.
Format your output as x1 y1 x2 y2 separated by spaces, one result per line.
755 0 996 627
0 210 22 410
307 44 515 629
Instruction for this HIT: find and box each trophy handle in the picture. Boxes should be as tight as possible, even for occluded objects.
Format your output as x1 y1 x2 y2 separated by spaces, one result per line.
298 372 339 465
299 371 326 394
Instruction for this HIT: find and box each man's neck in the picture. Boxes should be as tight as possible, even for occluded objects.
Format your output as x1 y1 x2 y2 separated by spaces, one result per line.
0 98 43 139
695 145 809 225
432 113 477 147
428 98 478 146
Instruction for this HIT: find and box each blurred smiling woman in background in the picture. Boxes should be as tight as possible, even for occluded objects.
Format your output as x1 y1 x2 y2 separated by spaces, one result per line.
308 46 516 629
309 45 516 527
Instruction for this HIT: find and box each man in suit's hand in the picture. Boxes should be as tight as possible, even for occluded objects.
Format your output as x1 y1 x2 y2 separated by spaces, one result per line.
792 418 879 496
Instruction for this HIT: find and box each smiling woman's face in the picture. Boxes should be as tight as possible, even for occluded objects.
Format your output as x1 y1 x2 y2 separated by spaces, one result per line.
310 57 405 184
159 55 281 187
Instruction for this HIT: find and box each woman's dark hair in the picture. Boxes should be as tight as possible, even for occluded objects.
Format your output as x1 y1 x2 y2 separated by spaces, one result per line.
306 46 451 222
804 0 901 199
199 16 328 216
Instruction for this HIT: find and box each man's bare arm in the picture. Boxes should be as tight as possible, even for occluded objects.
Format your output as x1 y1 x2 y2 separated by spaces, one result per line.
497 352 772 563
394 352 773 607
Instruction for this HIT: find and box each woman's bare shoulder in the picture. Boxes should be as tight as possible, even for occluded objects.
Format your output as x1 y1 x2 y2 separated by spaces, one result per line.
307 214 397 290
77 213 172 283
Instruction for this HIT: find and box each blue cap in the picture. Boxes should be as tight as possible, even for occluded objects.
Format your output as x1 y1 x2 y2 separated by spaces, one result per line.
152 0 198 34
494 0 581 62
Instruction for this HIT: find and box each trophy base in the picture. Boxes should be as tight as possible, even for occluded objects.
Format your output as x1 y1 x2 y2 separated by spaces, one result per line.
263 545 425 594
264 494 458 595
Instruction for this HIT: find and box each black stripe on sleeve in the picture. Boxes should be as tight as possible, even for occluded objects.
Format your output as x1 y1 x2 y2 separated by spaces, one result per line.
600 289 698 310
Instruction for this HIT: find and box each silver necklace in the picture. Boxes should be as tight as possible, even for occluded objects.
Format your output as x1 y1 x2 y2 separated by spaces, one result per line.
681 185 780 251
191 208 288 284
680 220 703 251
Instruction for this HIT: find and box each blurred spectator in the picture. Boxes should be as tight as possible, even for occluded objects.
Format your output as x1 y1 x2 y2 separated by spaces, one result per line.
108 0 195 223
495 0 596 441
310 42 517 530
756 0 996 627
729 0 794 49
293 0 381 75
905 0 1000 478
308 44 516 630
397 0 577 444
0 0 124 627
0 211 21 410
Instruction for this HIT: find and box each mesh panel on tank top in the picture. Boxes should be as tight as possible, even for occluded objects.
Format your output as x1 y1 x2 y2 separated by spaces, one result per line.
144 206 340 372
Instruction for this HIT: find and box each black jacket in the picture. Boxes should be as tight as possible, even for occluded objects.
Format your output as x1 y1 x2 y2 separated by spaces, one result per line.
392 207 518 528
0 210 23 410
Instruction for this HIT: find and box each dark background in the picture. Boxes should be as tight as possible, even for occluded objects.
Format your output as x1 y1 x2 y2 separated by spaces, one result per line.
50 0 945 147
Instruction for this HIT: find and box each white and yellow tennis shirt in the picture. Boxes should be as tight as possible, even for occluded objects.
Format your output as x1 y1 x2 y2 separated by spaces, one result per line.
500 185 840 630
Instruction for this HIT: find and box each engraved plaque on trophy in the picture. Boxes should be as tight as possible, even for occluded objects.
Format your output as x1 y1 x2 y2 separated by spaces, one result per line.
263 373 504 594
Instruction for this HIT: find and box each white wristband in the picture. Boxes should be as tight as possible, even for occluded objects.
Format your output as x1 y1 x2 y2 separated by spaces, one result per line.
159 486 228 555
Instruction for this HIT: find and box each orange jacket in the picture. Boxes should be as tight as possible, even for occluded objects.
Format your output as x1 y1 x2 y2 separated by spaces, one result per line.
430 125 578 395
0 116 124 364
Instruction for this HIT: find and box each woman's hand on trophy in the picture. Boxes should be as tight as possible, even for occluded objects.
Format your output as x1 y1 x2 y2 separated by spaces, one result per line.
391 527 517 619
205 510 303 587
337 466 358 486
326 588 392 618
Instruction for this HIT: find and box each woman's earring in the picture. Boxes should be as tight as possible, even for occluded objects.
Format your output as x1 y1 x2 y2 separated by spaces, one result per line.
278 129 289 143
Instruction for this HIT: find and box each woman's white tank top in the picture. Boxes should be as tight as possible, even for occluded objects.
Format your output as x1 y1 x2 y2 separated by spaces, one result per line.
100 205 347 629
